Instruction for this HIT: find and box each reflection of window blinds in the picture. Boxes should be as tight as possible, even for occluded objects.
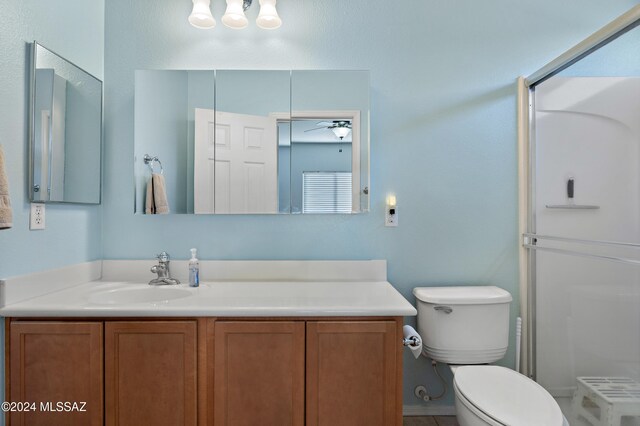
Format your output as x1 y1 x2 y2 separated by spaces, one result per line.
303 172 352 214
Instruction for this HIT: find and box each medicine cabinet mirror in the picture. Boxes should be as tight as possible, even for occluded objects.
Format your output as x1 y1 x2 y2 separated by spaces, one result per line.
134 70 370 215
29 42 103 204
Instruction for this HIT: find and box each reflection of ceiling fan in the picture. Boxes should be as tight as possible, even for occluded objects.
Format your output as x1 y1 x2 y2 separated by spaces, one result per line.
304 120 352 140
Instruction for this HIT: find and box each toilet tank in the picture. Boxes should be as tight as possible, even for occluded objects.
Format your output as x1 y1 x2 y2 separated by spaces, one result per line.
413 286 512 364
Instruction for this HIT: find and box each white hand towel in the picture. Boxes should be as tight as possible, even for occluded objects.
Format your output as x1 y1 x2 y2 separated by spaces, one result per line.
0 145 13 229
152 173 169 214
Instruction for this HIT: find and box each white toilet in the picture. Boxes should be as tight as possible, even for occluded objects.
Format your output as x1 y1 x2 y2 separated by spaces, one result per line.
414 286 569 426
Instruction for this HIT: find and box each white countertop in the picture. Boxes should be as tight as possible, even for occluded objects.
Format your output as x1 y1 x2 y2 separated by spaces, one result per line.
0 260 417 317
0 280 417 317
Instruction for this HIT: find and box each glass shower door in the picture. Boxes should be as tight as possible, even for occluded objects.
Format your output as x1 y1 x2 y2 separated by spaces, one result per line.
527 17 640 426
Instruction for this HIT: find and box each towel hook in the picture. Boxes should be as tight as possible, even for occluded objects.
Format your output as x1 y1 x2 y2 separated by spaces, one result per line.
143 154 163 174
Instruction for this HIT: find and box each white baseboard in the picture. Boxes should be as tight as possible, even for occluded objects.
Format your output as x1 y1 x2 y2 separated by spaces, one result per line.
403 405 456 416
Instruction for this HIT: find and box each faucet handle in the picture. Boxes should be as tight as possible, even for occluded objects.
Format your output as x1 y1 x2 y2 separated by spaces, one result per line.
156 252 170 262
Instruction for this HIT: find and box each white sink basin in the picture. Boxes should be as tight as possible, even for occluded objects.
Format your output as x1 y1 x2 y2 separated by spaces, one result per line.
88 287 192 305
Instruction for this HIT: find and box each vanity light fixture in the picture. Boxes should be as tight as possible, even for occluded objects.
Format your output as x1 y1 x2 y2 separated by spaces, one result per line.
189 0 216 29
189 0 281 30
222 0 248 29
256 0 282 29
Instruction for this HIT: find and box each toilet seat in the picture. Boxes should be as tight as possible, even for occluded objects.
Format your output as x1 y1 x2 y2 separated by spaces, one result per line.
453 365 564 426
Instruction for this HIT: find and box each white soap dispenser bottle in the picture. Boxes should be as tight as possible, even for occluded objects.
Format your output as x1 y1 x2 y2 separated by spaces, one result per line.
188 248 199 287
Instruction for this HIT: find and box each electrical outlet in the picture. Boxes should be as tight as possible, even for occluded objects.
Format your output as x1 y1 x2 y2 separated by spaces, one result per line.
30 203 45 230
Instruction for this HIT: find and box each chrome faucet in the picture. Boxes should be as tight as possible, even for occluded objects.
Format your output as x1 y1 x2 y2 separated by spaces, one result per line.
149 252 180 285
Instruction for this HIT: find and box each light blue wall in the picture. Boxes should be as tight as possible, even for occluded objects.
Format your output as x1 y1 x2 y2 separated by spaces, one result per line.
217 70 290 116
289 143 353 213
278 143 353 213
103 0 636 408
0 0 104 279
0 0 104 420
278 147 291 212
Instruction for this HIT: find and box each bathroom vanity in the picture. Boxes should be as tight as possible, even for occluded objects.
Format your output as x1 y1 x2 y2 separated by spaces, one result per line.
1 260 416 426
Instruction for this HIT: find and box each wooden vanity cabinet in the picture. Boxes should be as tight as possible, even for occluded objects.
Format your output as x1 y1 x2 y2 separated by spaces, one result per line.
211 319 402 426
104 321 198 426
306 321 400 426
213 321 305 426
7 317 402 426
8 321 103 426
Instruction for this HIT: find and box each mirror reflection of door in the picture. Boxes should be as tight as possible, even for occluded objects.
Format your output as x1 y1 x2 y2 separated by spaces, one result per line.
194 108 278 214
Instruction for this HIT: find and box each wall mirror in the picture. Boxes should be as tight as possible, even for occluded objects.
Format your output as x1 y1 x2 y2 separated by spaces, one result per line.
29 42 103 204
134 70 370 215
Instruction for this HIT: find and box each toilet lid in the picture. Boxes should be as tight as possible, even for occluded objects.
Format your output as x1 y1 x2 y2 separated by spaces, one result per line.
454 366 563 426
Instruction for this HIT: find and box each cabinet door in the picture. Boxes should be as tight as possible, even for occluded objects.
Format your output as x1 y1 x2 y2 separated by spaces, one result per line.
306 321 400 426
9 321 103 426
213 321 305 426
105 321 197 426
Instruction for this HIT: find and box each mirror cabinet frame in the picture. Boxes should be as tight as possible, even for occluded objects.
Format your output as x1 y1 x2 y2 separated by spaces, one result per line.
29 41 103 205
135 69 370 215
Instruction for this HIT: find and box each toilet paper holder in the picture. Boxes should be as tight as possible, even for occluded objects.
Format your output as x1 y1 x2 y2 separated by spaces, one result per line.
403 335 420 348
402 325 423 359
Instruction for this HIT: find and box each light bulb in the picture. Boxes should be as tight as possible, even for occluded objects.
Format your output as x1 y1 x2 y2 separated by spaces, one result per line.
189 0 216 29
256 0 282 29
222 0 248 29
387 195 397 209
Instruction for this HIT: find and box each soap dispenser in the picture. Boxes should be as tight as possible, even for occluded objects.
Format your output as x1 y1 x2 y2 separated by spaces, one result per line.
188 248 199 287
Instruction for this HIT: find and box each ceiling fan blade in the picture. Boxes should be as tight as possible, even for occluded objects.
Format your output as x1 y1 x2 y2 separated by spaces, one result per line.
316 121 332 126
304 127 329 133
329 123 352 129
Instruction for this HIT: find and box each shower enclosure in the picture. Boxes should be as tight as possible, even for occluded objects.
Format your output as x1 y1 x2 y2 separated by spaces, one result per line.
519 6 640 426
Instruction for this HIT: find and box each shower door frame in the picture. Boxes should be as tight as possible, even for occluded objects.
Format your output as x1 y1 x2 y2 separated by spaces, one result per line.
518 5 640 380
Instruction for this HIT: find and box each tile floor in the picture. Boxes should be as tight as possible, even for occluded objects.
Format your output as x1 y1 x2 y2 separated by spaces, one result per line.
403 416 459 426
